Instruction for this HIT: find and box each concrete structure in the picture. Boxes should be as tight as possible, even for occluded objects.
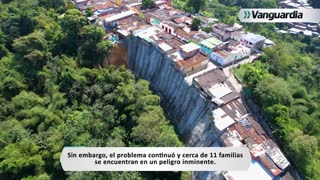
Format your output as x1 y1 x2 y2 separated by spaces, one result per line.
193 68 239 106
179 43 200 58
160 21 180 35
240 33 266 51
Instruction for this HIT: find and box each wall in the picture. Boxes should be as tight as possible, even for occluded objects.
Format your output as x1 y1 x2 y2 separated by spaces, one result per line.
127 35 219 145
126 35 222 179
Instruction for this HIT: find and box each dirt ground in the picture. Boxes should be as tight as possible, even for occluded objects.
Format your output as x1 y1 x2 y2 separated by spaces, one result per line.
102 44 128 68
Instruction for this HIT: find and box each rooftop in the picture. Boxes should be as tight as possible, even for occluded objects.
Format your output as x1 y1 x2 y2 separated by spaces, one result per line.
206 37 223 45
161 21 180 29
176 53 208 68
242 33 266 43
158 42 173 52
263 139 290 170
223 160 273 180
191 31 212 42
176 29 191 38
200 40 216 49
180 43 200 53
91 2 115 12
165 38 184 49
212 108 236 132
216 50 231 58
258 154 281 176
220 98 247 120
194 68 228 90
104 10 136 23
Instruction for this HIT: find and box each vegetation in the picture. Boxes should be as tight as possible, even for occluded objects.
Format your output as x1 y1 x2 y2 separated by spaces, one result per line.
309 0 320 8
190 18 201 31
142 0 155 9
0 0 183 179
85 7 93 17
187 0 205 13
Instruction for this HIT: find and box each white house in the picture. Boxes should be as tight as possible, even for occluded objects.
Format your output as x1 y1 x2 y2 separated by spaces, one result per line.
240 33 266 51
210 44 251 66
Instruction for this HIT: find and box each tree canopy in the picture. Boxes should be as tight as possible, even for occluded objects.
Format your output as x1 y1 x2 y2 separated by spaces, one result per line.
0 0 184 179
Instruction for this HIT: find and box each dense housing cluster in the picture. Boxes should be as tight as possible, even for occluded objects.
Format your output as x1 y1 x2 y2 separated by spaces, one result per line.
279 0 320 37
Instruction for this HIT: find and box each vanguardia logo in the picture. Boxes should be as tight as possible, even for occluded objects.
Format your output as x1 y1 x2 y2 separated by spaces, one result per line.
243 10 251 19
251 10 303 20
238 9 320 23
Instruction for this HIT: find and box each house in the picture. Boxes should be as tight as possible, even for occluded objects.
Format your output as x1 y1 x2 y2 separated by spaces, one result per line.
212 23 232 41
144 8 181 27
240 33 266 51
199 37 223 55
116 15 148 37
212 108 236 133
257 154 282 177
173 16 192 25
262 139 290 170
91 2 116 13
190 31 212 44
176 53 208 76
175 29 191 43
194 16 218 27
192 68 239 106
104 10 136 28
212 23 243 42
145 11 170 27
179 43 200 58
75 0 89 6
165 38 184 54
210 43 251 66
160 21 180 35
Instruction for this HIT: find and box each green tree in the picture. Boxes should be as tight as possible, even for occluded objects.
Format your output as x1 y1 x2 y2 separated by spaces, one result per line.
289 135 318 169
85 8 93 17
13 31 50 68
191 18 201 31
78 25 113 67
59 9 87 54
39 0 67 9
142 0 155 8
0 139 45 179
202 26 211 33
187 0 205 13
254 76 293 107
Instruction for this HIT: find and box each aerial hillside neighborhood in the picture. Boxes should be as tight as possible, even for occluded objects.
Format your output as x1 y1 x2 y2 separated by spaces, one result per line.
73 0 293 179
279 0 320 37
